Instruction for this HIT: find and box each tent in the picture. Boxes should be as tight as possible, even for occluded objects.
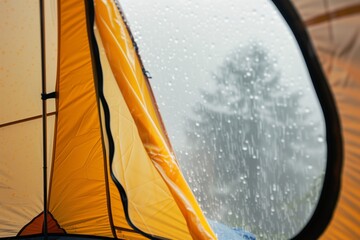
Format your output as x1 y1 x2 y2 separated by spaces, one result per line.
0 0 358 239
274 1 359 239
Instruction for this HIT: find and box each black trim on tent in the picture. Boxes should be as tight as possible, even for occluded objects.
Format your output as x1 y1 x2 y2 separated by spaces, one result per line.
271 1 343 239
114 226 139 234
84 0 117 238
86 1 166 239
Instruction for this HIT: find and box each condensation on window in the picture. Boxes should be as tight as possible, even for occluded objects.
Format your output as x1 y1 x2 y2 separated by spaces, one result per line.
121 0 326 239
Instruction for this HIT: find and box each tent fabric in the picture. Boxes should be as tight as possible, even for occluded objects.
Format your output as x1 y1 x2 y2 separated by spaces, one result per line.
95 25 192 240
96 40 149 240
49 0 215 239
1 0 359 239
48 0 116 237
289 0 360 238
18 212 65 236
0 0 56 237
47 1 148 239
94 1 216 239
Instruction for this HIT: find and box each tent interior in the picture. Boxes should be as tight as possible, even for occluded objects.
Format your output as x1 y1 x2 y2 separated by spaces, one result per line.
0 0 359 239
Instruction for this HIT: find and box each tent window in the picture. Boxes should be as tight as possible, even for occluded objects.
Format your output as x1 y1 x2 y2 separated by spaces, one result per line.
121 0 327 239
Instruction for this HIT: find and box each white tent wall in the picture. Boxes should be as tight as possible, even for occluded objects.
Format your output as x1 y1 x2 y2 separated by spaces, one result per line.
0 0 57 237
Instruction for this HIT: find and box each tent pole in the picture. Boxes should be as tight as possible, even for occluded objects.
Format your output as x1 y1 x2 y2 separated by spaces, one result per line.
39 0 48 238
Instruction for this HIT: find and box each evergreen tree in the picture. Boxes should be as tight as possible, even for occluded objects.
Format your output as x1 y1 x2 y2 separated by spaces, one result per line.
181 44 325 239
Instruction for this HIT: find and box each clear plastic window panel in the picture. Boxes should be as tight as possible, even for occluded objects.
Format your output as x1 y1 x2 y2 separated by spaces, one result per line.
121 0 327 239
